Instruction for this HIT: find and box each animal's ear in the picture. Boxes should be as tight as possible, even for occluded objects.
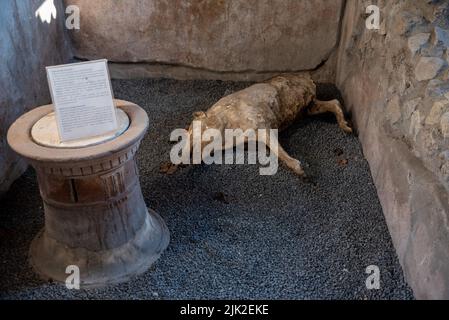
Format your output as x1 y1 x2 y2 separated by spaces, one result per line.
192 111 207 119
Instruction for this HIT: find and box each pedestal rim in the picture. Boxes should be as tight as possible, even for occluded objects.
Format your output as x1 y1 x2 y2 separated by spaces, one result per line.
31 109 130 149
7 99 148 164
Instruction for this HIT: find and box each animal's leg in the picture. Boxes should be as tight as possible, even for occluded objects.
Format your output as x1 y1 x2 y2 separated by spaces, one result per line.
256 132 305 176
277 144 305 176
308 99 353 133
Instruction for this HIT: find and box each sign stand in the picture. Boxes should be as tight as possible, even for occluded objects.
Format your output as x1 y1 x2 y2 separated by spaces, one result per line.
7 59 169 288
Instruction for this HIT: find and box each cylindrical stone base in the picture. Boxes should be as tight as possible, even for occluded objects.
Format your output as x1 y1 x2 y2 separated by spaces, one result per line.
30 208 168 287
7 100 169 288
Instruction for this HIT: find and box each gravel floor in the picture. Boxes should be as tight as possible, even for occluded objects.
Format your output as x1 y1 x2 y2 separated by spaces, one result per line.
0 78 414 300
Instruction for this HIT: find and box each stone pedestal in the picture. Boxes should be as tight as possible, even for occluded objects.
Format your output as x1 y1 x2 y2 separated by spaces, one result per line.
7 99 169 287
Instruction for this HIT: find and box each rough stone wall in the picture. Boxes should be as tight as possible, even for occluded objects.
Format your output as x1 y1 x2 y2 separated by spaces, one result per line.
65 0 344 81
336 0 449 299
0 0 72 196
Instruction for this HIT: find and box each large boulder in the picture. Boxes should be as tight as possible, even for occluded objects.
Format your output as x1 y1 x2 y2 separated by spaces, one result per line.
66 0 343 74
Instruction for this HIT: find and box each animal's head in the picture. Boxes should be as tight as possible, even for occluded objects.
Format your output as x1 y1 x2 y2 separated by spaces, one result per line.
183 111 223 154
187 111 206 136
187 111 221 135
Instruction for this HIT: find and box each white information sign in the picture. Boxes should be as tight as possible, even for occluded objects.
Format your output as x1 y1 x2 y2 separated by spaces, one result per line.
46 59 118 142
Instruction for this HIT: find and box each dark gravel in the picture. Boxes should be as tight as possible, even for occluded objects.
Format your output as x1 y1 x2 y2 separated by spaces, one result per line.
0 78 414 300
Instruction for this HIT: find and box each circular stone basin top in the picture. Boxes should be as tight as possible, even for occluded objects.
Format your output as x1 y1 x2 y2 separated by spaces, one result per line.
7 99 149 164
31 108 130 149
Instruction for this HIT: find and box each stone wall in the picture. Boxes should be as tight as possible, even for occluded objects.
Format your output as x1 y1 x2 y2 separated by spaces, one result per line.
0 0 72 195
65 0 344 81
336 0 449 299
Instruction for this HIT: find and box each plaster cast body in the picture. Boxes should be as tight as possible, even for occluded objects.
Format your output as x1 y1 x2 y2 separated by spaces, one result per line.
187 73 352 175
